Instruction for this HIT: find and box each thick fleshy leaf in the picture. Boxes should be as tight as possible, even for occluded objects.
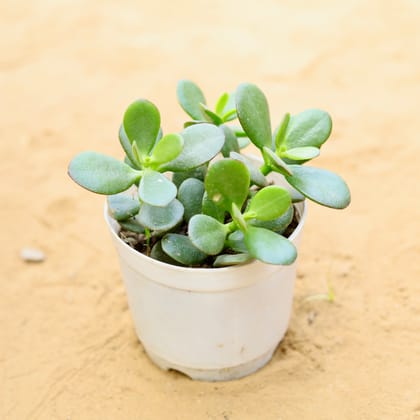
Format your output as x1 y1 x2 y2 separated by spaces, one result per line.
136 199 184 231
222 93 236 114
131 142 142 165
230 152 267 187
188 214 227 255
162 234 207 266
161 124 224 171
284 109 332 149
230 127 251 148
119 218 145 233
119 125 141 168
245 186 291 221
177 80 206 121
244 226 297 265
178 178 205 221
215 92 229 115
274 113 290 151
250 204 294 234
221 125 240 158
236 83 272 150
183 120 205 128
222 109 237 122
226 230 247 253
285 165 351 209
281 146 320 161
68 151 141 195
139 170 177 207
213 253 253 268
238 137 251 149
200 103 223 125
123 99 161 157
262 147 293 176
172 165 207 188
124 156 139 169
280 183 305 203
107 193 140 221
202 192 225 222
205 159 250 212
149 133 183 167
150 240 182 266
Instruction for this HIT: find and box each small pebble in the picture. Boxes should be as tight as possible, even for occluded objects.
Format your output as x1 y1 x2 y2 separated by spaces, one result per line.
20 247 45 263
307 311 317 325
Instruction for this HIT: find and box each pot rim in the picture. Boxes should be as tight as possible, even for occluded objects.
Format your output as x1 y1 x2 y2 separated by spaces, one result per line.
104 199 307 274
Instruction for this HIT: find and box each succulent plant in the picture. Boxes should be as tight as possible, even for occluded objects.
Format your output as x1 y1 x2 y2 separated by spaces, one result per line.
68 81 350 268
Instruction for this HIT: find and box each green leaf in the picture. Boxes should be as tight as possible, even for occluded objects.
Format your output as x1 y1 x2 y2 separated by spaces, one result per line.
202 192 225 222
280 184 305 203
177 79 206 121
213 253 253 268
274 113 290 151
137 199 184 231
285 165 351 209
150 240 182 266
123 99 161 157
131 142 142 165
245 186 291 221
226 230 247 253
162 234 207 266
183 120 205 128
68 151 141 195
188 214 227 255
107 193 140 221
244 226 297 265
284 109 332 149
280 146 320 161
119 125 141 168
199 103 224 125
222 109 237 122
161 124 224 172
221 125 240 158
204 159 250 213
149 133 183 168
124 156 139 169
238 137 251 149
222 92 236 114
236 83 272 150
178 178 205 221
215 92 229 115
230 152 267 187
172 165 207 188
250 204 294 234
119 218 145 233
139 169 177 207
262 147 293 176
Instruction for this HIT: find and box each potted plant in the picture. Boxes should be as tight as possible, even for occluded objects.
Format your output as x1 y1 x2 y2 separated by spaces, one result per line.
68 80 350 381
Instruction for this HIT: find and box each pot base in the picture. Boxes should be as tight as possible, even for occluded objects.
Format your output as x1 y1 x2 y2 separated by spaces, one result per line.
145 347 276 382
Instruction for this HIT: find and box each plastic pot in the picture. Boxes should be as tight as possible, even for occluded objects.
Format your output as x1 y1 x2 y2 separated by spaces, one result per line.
104 169 307 381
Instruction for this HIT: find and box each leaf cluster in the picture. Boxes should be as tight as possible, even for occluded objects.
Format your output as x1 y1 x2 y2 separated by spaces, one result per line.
68 81 350 268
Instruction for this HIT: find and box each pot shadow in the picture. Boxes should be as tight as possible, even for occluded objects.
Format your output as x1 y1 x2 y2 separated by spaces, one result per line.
270 329 325 374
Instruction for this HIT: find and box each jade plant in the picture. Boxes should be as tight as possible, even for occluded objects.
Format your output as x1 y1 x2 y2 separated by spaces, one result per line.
68 80 350 268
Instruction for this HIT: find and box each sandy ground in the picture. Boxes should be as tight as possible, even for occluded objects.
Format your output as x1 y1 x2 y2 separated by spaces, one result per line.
1 0 419 419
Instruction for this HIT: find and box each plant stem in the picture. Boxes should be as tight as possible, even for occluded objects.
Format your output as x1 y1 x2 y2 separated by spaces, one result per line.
260 164 271 176
225 221 237 233
145 228 151 256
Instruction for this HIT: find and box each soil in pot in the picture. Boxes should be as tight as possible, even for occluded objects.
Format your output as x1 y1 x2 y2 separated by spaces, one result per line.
117 205 300 268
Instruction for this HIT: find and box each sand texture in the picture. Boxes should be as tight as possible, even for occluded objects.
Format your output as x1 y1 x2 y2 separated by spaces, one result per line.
1 0 419 419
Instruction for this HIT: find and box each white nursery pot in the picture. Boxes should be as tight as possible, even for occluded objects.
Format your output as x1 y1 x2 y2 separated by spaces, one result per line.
104 171 307 381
